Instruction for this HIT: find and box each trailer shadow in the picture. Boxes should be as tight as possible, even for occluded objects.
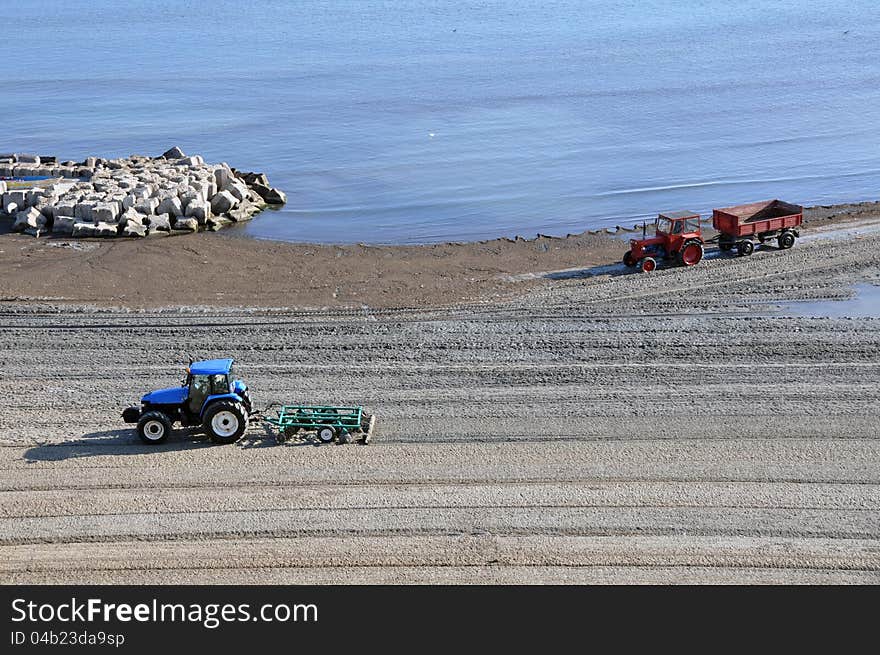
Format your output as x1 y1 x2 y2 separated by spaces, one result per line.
22 425 323 462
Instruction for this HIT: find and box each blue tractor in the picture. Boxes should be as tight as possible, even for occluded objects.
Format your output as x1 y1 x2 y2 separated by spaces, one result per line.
123 358 253 445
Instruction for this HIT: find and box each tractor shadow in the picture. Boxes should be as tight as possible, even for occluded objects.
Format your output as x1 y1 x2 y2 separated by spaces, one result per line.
22 425 327 462
542 262 631 280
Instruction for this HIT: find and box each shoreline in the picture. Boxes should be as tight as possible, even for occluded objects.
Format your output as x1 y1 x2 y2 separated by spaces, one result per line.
1 198 878 310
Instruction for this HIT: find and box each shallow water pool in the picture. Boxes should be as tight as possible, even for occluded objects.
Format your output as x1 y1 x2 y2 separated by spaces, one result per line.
781 283 880 318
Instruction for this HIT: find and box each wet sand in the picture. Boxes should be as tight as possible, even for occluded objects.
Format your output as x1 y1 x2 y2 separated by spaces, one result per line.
1 200 877 310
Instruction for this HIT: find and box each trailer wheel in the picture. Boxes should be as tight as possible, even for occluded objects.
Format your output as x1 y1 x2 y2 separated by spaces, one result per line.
677 241 704 267
316 425 337 443
639 257 656 272
137 411 172 445
719 241 733 252
737 240 754 256
778 231 795 249
623 251 637 267
204 400 248 444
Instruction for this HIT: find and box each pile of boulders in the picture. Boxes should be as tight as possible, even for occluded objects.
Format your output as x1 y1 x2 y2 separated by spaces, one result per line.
0 147 286 237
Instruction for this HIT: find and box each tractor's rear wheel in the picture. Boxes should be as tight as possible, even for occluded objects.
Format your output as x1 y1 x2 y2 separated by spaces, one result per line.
677 240 704 267
639 257 656 273
737 240 755 256
623 251 637 267
137 411 172 445
204 401 248 444
778 231 795 249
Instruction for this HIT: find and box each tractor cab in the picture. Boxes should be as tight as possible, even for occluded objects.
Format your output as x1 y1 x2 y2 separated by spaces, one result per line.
655 211 701 239
183 358 251 416
623 210 705 272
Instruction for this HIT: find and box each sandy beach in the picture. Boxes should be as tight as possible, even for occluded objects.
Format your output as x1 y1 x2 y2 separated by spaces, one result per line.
1 200 879 584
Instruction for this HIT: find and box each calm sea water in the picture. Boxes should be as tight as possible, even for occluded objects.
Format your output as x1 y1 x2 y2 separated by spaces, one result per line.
3 0 879 243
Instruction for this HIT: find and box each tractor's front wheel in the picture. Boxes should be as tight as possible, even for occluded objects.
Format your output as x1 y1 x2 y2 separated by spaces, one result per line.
137 411 172 445
623 251 637 267
639 257 657 272
204 401 248 444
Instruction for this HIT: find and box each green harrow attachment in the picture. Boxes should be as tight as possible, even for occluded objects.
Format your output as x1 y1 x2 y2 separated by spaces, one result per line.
263 405 376 444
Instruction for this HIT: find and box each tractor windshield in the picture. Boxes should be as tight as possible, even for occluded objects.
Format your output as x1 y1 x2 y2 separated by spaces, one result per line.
209 374 229 394
656 217 699 235
656 218 673 234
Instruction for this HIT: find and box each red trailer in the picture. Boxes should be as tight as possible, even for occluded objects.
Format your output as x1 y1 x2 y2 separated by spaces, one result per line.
712 199 803 256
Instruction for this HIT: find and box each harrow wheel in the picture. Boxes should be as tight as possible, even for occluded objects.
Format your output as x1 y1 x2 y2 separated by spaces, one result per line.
316 425 338 443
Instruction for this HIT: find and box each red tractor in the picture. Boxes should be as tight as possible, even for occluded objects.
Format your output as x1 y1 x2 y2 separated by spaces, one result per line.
623 210 705 272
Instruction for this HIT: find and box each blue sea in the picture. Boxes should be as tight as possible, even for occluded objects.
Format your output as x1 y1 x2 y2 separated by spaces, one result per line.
3 0 879 244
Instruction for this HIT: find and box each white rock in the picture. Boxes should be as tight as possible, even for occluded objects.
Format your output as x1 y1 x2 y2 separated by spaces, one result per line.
174 216 199 231
264 187 287 205
224 180 249 202
74 202 96 221
185 199 211 224
72 222 97 237
148 213 171 231
160 146 186 159
123 220 147 237
157 196 183 217
13 207 46 232
52 216 76 235
3 190 28 213
176 155 204 167
94 203 120 223
210 189 237 214
119 207 142 225
191 181 210 201
94 221 118 237
214 166 233 189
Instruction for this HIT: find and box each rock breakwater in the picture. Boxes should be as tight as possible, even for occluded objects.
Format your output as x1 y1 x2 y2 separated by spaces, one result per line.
0 147 286 237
